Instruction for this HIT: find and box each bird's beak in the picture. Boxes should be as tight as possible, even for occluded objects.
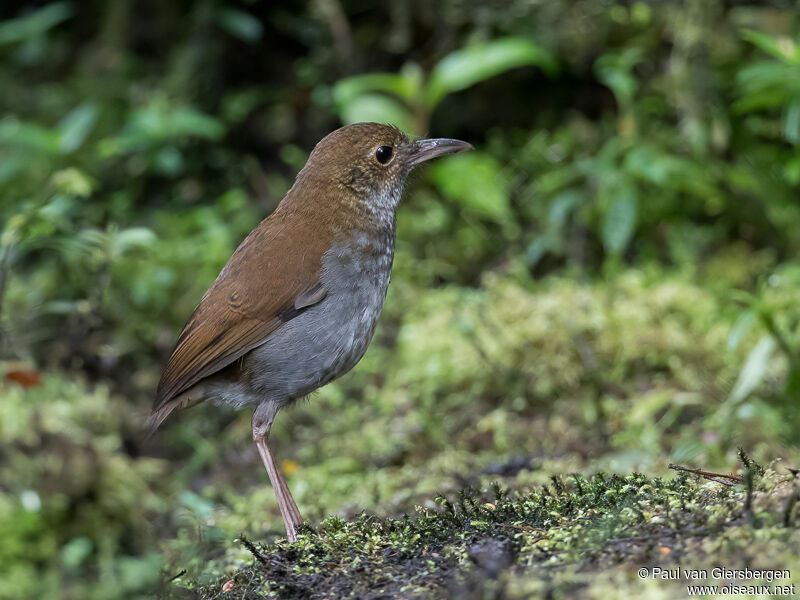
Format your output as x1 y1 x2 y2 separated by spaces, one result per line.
410 137 474 166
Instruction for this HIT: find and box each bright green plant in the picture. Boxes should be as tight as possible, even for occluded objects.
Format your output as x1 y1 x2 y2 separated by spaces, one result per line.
727 266 800 406
332 37 557 136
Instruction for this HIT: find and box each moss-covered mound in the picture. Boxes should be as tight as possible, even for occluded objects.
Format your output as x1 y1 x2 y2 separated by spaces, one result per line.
174 459 798 599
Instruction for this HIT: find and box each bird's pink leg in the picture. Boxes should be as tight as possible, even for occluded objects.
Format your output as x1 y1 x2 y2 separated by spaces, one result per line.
253 434 303 541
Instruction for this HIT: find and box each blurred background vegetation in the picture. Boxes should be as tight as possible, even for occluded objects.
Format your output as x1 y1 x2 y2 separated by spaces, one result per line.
2 0 800 597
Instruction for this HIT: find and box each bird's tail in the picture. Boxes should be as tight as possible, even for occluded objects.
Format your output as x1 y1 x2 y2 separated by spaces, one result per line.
144 405 174 439
144 385 205 439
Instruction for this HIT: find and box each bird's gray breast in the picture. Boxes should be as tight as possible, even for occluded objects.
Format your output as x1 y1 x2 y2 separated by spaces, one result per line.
236 229 394 406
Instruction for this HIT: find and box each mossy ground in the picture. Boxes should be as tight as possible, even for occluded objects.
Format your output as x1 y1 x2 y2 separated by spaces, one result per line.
4 264 800 599
171 457 799 599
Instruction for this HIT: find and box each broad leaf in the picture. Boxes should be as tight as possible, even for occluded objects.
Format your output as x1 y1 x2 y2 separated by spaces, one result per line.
785 100 800 145
111 227 156 256
594 48 644 107
426 38 557 108
51 168 95 197
735 61 800 112
0 2 73 46
742 29 800 65
0 119 60 154
548 190 581 226
58 103 98 153
218 8 262 43
334 71 419 108
728 310 756 352
166 108 225 140
428 152 511 220
729 335 776 403
601 185 637 255
338 93 415 134
116 103 226 150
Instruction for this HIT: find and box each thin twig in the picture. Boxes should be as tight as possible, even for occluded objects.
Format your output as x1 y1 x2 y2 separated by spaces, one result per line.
668 464 743 484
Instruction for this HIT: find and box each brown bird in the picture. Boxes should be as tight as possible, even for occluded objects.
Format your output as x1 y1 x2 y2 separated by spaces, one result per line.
147 122 472 541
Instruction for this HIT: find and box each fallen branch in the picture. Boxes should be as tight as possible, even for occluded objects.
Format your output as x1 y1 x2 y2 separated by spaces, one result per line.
668 464 742 486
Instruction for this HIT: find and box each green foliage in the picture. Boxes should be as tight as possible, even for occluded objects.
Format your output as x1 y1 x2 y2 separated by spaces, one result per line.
0 2 73 46
725 265 800 428
428 152 511 221
424 37 558 109
333 37 556 136
217 7 263 43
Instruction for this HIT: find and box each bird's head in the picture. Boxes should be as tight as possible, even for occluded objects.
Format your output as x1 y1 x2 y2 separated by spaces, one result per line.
299 122 473 211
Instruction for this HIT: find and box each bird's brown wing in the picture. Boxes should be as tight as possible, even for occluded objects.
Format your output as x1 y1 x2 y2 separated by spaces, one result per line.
153 208 330 412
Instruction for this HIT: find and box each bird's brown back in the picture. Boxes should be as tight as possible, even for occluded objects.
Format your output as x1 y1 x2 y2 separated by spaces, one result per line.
154 199 331 410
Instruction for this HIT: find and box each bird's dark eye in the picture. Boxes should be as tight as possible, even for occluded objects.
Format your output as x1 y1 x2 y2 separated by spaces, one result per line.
375 146 393 164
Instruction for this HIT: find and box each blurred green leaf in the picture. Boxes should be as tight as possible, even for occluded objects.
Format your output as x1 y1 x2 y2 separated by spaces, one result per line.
728 310 756 352
180 491 215 519
623 145 713 196
50 168 95 197
426 38 557 108
0 156 29 183
154 146 184 176
730 335 776 403
784 100 800 145
524 230 559 268
338 93 415 134
111 227 156 257
594 48 644 108
39 194 75 221
42 299 83 314
785 157 800 184
0 2 74 46
548 190 581 226
601 186 637 255
429 152 511 220
19 489 41 512
280 144 309 172
221 88 271 123
334 72 417 107
159 107 226 140
106 103 226 155
0 119 59 154
742 29 800 65
218 8 262 43
58 103 98 153
61 537 92 568
671 437 704 463
623 146 674 185
735 61 800 112
116 554 162 592
130 104 224 142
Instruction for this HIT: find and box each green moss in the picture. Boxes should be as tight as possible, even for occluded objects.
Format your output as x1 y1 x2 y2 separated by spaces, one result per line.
0 376 167 599
174 459 798 599
4 267 799 599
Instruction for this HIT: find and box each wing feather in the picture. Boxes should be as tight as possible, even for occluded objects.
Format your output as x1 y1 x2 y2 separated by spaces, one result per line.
152 205 330 412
